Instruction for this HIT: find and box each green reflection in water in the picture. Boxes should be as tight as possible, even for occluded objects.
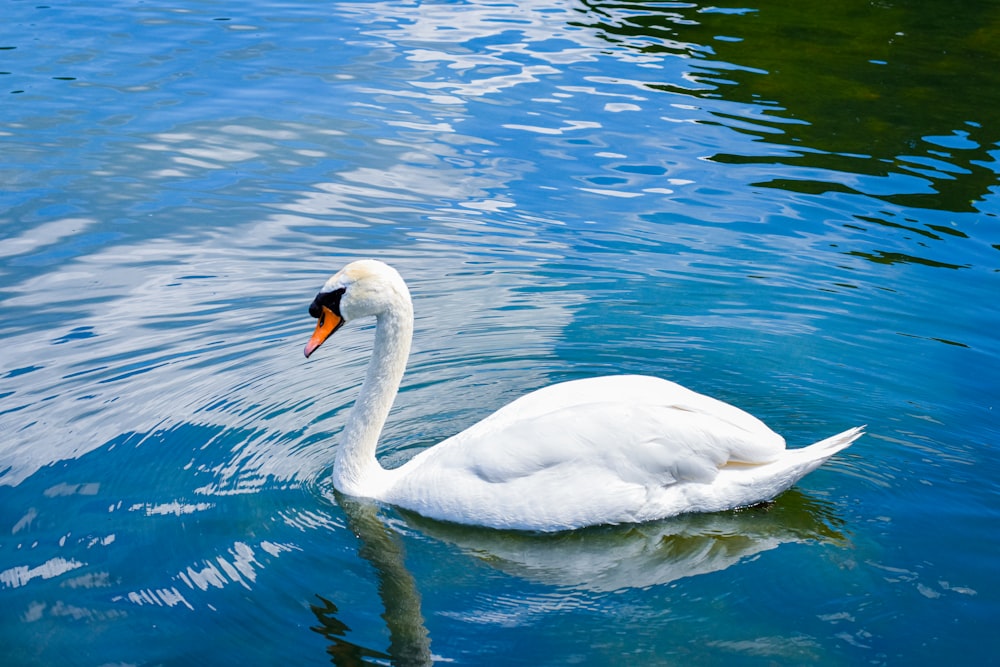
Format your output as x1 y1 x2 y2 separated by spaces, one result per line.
571 0 1000 271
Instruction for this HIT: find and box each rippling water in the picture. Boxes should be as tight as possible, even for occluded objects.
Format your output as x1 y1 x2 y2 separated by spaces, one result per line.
2 0 998 665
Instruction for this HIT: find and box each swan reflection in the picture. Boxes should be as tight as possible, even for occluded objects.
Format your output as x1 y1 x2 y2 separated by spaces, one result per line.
405 489 846 592
316 489 845 663
312 493 433 667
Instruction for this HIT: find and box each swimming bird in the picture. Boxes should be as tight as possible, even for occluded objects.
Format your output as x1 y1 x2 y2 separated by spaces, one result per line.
304 259 863 532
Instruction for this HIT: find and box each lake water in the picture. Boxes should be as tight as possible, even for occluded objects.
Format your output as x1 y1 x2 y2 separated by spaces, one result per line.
2 0 998 664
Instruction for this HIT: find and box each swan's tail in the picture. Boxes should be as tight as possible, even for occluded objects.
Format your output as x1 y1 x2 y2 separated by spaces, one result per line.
716 425 865 511
803 425 866 458
771 424 865 485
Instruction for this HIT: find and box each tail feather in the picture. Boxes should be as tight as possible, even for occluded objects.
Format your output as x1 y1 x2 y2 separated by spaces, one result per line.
717 425 865 510
668 426 865 516
770 425 865 488
803 425 866 457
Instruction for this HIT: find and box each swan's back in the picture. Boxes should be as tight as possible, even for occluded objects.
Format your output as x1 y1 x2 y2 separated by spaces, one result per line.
474 375 782 452
383 375 810 530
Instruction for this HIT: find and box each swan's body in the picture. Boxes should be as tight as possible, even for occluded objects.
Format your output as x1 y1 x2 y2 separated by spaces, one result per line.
305 260 863 532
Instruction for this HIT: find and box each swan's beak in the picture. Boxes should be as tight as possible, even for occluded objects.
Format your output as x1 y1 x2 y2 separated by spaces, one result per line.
304 305 343 358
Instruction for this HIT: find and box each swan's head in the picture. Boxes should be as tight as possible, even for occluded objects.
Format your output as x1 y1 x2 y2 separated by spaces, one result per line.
304 259 411 358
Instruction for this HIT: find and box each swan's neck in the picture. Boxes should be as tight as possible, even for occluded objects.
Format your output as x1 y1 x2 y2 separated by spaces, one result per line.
333 301 413 497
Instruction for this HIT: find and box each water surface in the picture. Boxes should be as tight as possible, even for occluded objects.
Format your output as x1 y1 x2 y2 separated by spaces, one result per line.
2 0 998 665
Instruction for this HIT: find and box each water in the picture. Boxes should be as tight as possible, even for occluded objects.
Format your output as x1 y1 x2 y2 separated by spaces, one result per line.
2 0 998 664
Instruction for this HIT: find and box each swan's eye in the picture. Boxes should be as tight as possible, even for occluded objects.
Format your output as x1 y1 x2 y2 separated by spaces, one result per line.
309 287 346 319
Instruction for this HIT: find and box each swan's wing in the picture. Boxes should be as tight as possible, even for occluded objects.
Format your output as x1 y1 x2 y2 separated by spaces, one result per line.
388 397 782 530
385 376 787 529
482 376 775 435
441 399 781 488
440 375 785 474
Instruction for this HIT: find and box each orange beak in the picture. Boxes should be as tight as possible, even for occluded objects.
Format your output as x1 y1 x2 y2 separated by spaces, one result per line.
304 306 343 358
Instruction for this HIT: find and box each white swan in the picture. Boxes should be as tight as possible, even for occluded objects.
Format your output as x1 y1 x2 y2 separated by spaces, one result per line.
304 259 863 532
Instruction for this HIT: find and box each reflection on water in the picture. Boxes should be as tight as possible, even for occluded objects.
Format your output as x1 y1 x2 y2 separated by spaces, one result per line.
319 494 433 667
312 595 395 667
405 489 845 593
0 108 583 487
571 0 1000 271
313 488 845 664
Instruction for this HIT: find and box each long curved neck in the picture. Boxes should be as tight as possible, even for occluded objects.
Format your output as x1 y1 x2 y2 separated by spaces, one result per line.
333 299 413 497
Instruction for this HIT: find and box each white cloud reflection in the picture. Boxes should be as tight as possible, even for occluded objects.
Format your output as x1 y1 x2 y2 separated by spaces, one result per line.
1 557 86 590
0 116 581 495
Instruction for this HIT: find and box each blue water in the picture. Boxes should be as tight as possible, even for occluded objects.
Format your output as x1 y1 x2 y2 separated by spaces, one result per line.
2 0 998 664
